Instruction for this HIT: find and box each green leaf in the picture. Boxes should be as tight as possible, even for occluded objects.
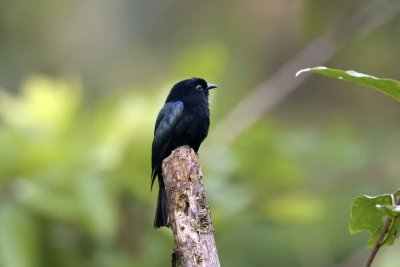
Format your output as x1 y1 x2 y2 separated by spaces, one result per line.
349 194 400 247
296 66 400 101
376 204 400 218
386 218 400 246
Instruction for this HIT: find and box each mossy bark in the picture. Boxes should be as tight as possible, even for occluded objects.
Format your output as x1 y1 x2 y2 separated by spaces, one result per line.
162 146 220 267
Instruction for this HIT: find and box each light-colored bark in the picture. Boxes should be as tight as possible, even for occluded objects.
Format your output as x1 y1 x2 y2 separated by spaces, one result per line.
162 146 220 267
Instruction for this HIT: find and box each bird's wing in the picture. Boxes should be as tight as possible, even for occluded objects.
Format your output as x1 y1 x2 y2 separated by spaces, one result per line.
151 101 184 188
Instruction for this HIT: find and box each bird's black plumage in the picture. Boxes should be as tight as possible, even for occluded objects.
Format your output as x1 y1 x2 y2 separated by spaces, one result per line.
151 78 217 228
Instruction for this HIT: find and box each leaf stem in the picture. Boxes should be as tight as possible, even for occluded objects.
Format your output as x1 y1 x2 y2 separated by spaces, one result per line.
365 196 400 267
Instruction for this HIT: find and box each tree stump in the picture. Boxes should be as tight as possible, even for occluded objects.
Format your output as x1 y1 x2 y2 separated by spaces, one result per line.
162 146 220 267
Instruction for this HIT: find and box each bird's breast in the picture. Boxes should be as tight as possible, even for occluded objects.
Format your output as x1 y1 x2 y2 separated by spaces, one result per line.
173 104 210 150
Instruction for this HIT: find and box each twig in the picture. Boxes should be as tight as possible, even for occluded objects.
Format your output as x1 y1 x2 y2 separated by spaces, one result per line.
162 146 220 267
365 195 400 267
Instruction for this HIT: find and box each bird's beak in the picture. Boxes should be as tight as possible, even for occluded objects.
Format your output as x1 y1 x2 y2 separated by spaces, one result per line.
207 83 218 90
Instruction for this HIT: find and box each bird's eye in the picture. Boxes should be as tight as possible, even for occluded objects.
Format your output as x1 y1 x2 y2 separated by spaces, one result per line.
195 85 203 91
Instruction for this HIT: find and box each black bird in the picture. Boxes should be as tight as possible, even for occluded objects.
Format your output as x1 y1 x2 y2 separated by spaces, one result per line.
151 78 217 228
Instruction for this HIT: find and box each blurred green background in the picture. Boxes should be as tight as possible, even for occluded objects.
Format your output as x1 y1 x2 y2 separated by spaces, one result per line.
0 0 400 266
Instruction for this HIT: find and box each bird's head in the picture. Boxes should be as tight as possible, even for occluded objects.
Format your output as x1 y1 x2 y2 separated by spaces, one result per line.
166 78 217 103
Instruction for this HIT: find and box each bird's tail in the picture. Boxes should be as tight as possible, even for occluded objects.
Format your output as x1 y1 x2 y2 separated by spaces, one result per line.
154 181 169 228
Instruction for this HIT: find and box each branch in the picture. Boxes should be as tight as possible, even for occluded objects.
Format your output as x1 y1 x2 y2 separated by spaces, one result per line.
162 146 220 267
365 196 400 267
